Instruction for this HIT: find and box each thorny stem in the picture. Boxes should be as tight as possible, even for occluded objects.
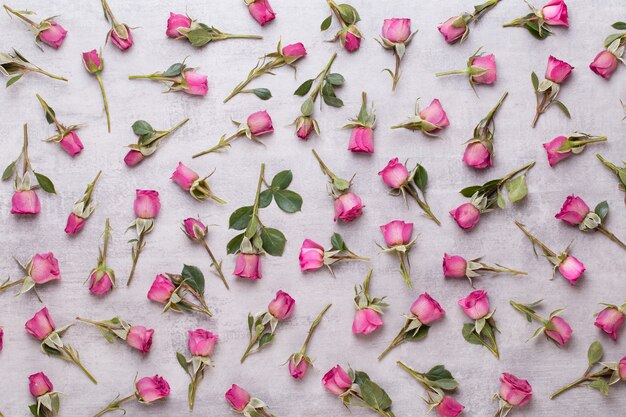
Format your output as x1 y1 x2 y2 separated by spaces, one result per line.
102 217 111 261
223 58 278 103
96 73 111 133
404 185 440 225
391 53 401 91
310 53 338 102
0 277 25 292
201 239 229 289
378 320 409 360
241 333 260 363
32 67 68 82
301 303 332 352
531 92 548 128
596 153 619 174
192 132 241 158
252 163 265 219
549 369 612 399
3 5 37 26
484 91 509 124
22 123 30 175
62 346 97 384
480 263 527 276
100 0 119 25
326 0 347 28
92 394 136 417
515 221 556 257
311 149 337 180
597 225 626 250
397 252 412 289
167 117 190 135
498 161 535 186
509 300 546 324
35 94 64 133
435 69 469 77
126 232 144 286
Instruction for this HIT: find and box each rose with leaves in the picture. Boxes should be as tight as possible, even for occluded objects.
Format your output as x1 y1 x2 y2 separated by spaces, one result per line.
147 266 213 317
503 0 568 39
182 218 229 289
177 329 218 410
36 94 83 157
344 92 375 153
225 384 275 416
3 5 67 49
543 133 607 167
462 92 508 168
127 189 160 285
166 11 261 47
596 154 626 203
379 221 416 288
494 373 532 417
377 18 416 91
123 118 189 166
82 49 110 132
299 233 368 276
458 290 500 359
85 219 115 295
530 56 573 127
28 372 60 417
92 375 170 416
320 0 362 52
287 303 331 379
391 98 449 136
510 300 572 346
76 316 153 353
170 162 225 203
436 49 497 92
245 0 275 26
595 303 625 341
101 0 133 50
129 60 208 96
438 0 501 44
1 49 67 87
0 252 60 298
352 270 387 335
443 253 526 286
65 171 101 235
590 22 626 79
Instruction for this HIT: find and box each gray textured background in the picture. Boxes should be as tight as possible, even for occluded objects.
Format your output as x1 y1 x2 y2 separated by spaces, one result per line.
0 0 625 416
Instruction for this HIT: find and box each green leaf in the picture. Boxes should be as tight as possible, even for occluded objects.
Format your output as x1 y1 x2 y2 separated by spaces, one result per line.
587 341 604 366
271 170 293 189
259 189 273 208
261 228 286 256
2 160 16 181
253 88 272 100
300 98 314 116
181 264 205 294
258 332 274 348
28 404 38 417
594 201 609 221
162 63 184 77
132 120 154 136
353 370 370 385
407 324 430 340
425 365 454 381
462 323 484 345
187 28 213 46
323 94 344 108
460 185 481 197
359 380 392 411
497 192 506 209
554 100 571 118
611 21 626 30
320 15 332 31
34 172 56 194
588 379 609 396
226 233 245 254
176 352 189 373
273 190 303 213
294 79 314 96
247 313 254 334
531 72 539 91
413 164 428 192
44 105 56 124
331 233 345 250
6 74 23 88
336 4 360 25
505 175 528 203
229 206 254 230
430 378 459 391
326 73 345 85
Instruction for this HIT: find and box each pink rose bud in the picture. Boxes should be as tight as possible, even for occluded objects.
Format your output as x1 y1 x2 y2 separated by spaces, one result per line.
378 158 409 189
541 0 569 27
183 218 207 240
543 136 570 167
420 99 450 133
443 254 468 278
463 142 492 169
110 25 133 51
470 54 497 84
545 316 572 346
126 326 154 353
499 373 532 407
380 220 413 247
343 29 361 52
555 195 589 225
322 365 352 395
225 384 251 411
558 255 585 285
30 253 61 284
233 253 262 279
449 203 481 230
382 18 412 43
334 192 364 222
268 290 295 320
289 356 309 379
248 0 275 26
25 307 55 340
619 357 626 380
348 126 374 153
124 150 145 166
545 55 573 84
166 12 191 38
282 42 307 58
65 212 86 235
296 116 314 140
28 372 53 397
170 162 199 191
594 307 624 341
11 190 41 215
147 274 176 304
410 292 445 325
82 49 103 74
135 375 170 403
187 329 218 357
458 290 490 320
352 308 384 335
59 131 84 157
437 16 467 44
589 50 619 79
38 21 68 49
0 327 3 351
182 71 208 96
437 396 465 417
88 270 113 295
134 189 161 219
247 110 274 136
299 239 325 271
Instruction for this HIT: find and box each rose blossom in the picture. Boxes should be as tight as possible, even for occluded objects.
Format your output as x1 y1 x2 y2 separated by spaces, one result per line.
65 213 86 235
59 131 84 157
110 25 133 50
463 142 492 169
82 49 102 73
166 12 191 37
183 218 207 240
555 195 589 225
38 21 67 49
296 117 314 140
225 384 250 411
134 190 161 219
247 111 274 136
333 192 364 222
135 375 170 403
378 158 409 188
282 42 307 58
88 270 113 295
380 220 413 247
25 307 55 340
348 127 374 153
289 356 309 379
410 293 445 325
11 190 41 215
471 54 497 84
343 30 361 52
499 373 532 407
29 253 61 284
126 326 154 353
248 0 275 27
558 255 585 285
443 254 467 278
449 203 480 230
541 0 569 27
170 162 199 190
382 18 411 43
28 372 53 397
420 99 449 133
268 290 295 320
188 329 218 357
458 290 490 320
147 274 175 304
594 307 624 341
124 150 145 166
352 308 383 335
619 357 626 380
233 253 262 279
437 17 466 44
182 71 208 96
589 51 619 79
299 239 325 271
545 56 573 84
437 396 465 417
545 316 572 346
322 365 352 395
543 136 570 166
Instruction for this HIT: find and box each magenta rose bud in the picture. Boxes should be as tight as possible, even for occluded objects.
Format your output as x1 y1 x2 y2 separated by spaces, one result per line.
410 293 445 325
619 357 626 380
88 270 113 295
247 110 274 136
555 195 589 225
11 190 41 215
170 162 199 191
463 142 492 169
299 239 325 271
30 253 61 284
183 218 207 240
248 0 275 27
28 372 54 397
282 42 307 58
594 307 624 341
499 373 532 407
380 220 413 247
166 12 191 37
437 396 465 417
225 384 251 411
322 365 353 395
65 213 86 235
437 17 467 44
545 56 573 84
541 0 569 27
126 326 154 353
233 253 262 279
136 375 170 403
188 329 218 357
543 136 570 166
352 308 383 335
82 49 103 73
334 192 364 222
589 51 618 79
147 274 175 304
471 54 497 84
343 29 361 52
348 126 374 153
134 189 161 219
38 21 67 49
110 25 133 50
268 290 295 320
545 316 572 346
182 71 208 96
382 18 411 43
558 255 585 285
443 254 468 278
378 158 409 188
25 307 55 340
449 203 481 230
296 117 314 140
420 99 450 133
124 150 145 167
458 290 490 320
289 356 309 379
59 131 84 157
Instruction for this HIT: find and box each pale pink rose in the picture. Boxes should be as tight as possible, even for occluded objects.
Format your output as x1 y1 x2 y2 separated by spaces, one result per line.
268 290 295 320
420 99 449 133
170 162 199 191
458 290 490 320
183 218 207 240
38 21 67 49
410 293 445 325
289 356 309 379
555 195 589 225
248 0 275 26
30 253 61 284
437 17 467 44
134 189 161 219
124 150 145 166
449 203 480 230
463 142 492 169
187 329 218 357
282 42 307 58
25 307 55 340
334 192 364 222
82 49 102 73
558 255 585 285
443 254 467 278
59 131 83 157
11 190 41 215
296 117 314 140
322 365 352 395
65 213 86 235
382 18 411 43
28 372 53 397
247 110 274 136
499 373 532 407
545 56 573 84
225 384 250 411
88 270 113 295
543 136 570 167
299 239 325 271
594 307 624 341
233 253 262 279
166 12 191 38
110 25 133 51
378 158 409 188
589 51 618 79
471 54 496 84
352 308 383 335
437 396 465 417
545 316 572 346
343 30 361 52
147 274 175 304
126 326 154 353
619 357 626 380
136 375 170 402
541 0 569 27
182 71 208 96
348 127 374 153
380 220 413 247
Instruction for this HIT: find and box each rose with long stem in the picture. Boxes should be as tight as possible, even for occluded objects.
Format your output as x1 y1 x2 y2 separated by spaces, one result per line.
1 49 67 85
